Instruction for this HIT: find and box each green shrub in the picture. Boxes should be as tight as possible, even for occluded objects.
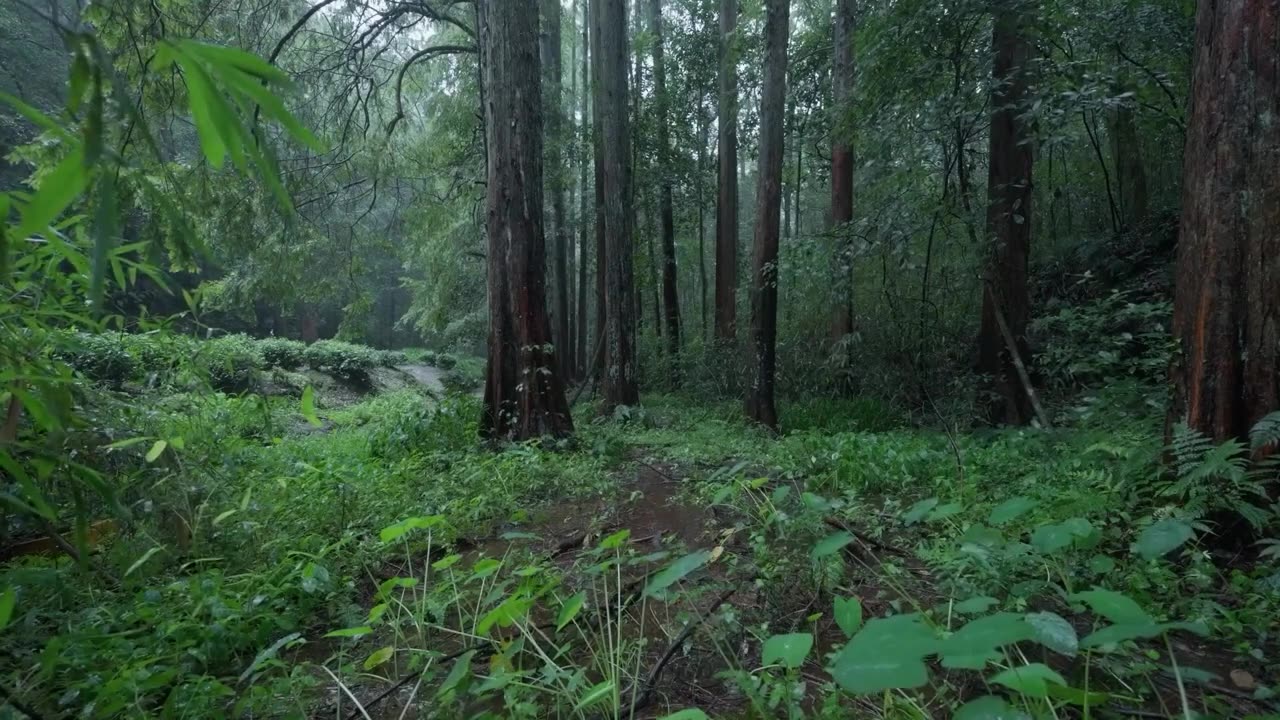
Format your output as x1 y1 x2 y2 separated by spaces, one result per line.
440 367 481 394
1030 290 1173 391
435 352 458 370
421 349 439 365
54 332 138 386
121 332 198 385
198 334 265 393
303 339 377 384
259 338 307 369
378 350 409 367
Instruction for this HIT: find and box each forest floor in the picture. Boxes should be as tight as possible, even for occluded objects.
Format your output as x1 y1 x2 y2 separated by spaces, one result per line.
2 365 1279 719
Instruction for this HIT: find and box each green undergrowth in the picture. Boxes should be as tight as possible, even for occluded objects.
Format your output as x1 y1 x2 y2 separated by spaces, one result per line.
3 376 1279 718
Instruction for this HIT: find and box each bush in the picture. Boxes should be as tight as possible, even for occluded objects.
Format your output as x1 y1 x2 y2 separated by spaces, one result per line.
421 350 439 365
259 338 307 369
198 334 264 393
1030 290 1173 391
378 350 408 367
440 367 481 394
55 332 138 386
435 353 457 370
303 339 377 384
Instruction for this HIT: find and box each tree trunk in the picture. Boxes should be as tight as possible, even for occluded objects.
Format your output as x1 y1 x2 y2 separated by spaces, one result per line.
829 0 855 343
1168 0 1280 446
714 0 739 342
697 92 710 343
541 0 571 380
1110 100 1149 230
649 0 682 379
745 0 789 431
592 0 639 409
479 0 574 440
576 0 591 377
976 3 1035 426
591 0 607 376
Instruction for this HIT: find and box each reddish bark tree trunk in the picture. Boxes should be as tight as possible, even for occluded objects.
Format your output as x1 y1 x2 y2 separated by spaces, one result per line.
649 0 682 379
591 0 607 377
745 0 790 431
479 0 574 440
714 0 738 343
576 0 591 377
540 0 571 380
976 5 1035 426
592 0 639 409
829 0 855 343
1168 0 1280 445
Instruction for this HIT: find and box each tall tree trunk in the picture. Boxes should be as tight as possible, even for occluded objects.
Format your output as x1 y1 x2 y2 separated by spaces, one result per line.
697 91 710 343
829 0 855 343
745 0 789 431
541 0 571 380
1168 0 1280 446
1109 100 1149 230
649 0 682 378
976 3 1035 426
591 0 607 376
714 0 739 342
592 0 639 409
567 10 578 374
576 0 591 377
479 0 574 440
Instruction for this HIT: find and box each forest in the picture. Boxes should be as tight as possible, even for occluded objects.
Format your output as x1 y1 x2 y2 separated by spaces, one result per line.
1 0 1279 717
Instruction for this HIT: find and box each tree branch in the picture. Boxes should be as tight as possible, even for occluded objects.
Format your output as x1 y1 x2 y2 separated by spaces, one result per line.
385 44 477 136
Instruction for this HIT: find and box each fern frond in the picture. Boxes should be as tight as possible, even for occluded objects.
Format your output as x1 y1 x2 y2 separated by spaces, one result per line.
1250 411 1280 452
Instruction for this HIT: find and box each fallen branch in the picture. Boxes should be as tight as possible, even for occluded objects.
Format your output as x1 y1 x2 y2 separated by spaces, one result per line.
823 517 911 559
625 585 740 716
983 281 1052 429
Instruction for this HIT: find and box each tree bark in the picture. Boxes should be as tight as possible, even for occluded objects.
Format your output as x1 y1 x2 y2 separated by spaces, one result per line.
1168 0 1280 446
829 0 855 343
1109 99 1149 230
745 0 789 431
576 0 591 377
479 0 574 440
541 0 571 380
591 0 607 376
976 2 1036 426
714 0 739 342
649 0 682 379
592 0 639 409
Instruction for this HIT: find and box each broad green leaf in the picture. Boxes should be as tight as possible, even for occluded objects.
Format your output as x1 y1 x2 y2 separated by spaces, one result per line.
363 646 394 670
645 550 711 597
989 663 1067 697
929 502 963 521
903 498 938 525
145 439 168 463
1088 555 1116 574
954 695 1030 720
952 596 998 614
477 594 532 635
1030 522 1073 553
324 626 372 639
989 496 1037 525
435 650 473 698
600 529 631 549
938 613 1033 669
379 515 445 543
17 145 90 240
1047 683 1111 706
1025 611 1078 656
301 386 321 427
830 614 938 694
470 557 502 580
124 546 164 578
376 576 417 600
762 633 813 669
432 554 462 570
574 680 616 711
557 591 586 630
834 596 863 637
1134 519 1193 560
812 531 853 560
0 587 15 631
367 603 389 624
177 55 229 168
179 41 291 85
1069 589 1151 625
658 711 709 720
